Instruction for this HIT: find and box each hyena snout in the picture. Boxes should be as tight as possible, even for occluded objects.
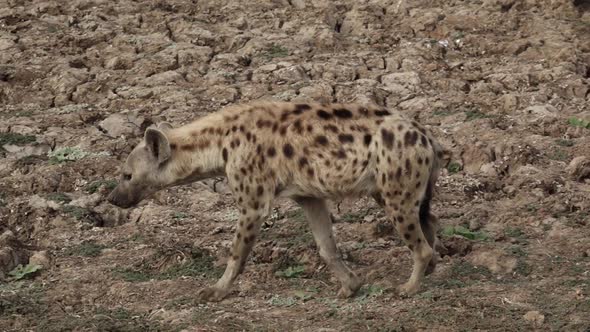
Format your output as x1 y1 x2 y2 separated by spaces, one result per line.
107 186 141 208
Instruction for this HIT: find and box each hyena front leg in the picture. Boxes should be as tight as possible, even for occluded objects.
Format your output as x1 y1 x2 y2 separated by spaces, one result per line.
295 197 363 298
197 190 268 302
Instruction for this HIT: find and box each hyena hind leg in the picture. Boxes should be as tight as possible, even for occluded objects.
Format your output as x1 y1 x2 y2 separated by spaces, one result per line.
295 197 363 298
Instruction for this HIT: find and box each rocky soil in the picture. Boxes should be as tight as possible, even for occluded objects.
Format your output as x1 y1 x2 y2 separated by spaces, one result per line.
1 0 590 331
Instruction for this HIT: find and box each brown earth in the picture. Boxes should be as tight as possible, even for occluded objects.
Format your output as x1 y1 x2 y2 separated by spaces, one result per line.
1 0 590 331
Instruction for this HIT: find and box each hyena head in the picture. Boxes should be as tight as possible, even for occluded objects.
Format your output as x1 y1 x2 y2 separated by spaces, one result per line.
108 123 174 208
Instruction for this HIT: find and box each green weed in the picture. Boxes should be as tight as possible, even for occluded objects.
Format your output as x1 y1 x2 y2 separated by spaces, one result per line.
8 263 42 280
441 225 488 241
265 43 289 59
555 139 574 147
85 179 117 194
548 147 569 161
447 162 462 174
48 147 89 164
64 241 105 257
46 192 71 204
267 295 297 307
465 110 491 121
275 265 305 279
0 132 36 146
568 117 590 129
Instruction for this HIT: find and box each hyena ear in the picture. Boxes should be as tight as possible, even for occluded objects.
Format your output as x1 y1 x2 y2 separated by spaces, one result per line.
144 128 171 164
158 122 173 132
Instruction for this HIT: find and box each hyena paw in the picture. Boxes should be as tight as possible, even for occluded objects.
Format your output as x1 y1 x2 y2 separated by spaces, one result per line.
337 273 363 298
397 281 420 298
197 286 229 302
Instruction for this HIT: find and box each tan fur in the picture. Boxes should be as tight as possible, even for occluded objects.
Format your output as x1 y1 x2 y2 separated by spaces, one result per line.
108 101 450 302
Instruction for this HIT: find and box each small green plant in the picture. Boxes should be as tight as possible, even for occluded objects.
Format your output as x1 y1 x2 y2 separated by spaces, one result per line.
0 133 36 146
267 295 297 307
464 110 491 121
62 205 91 220
172 211 188 219
504 227 525 238
46 192 71 204
548 148 569 161
356 284 384 302
275 265 305 278
433 109 454 117
85 179 117 194
447 162 462 174
265 43 288 59
48 147 89 164
555 139 574 147
8 263 42 280
65 241 105 257
442 225 488 241
568 117 590 129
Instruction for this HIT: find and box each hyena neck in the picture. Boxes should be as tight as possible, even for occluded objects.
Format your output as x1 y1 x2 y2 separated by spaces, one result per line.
165 117 229 185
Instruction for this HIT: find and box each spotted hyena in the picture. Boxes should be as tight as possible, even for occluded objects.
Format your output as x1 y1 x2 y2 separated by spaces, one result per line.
108 101 451 302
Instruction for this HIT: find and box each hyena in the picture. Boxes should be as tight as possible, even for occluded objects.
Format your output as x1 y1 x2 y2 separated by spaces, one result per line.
108 101 450 302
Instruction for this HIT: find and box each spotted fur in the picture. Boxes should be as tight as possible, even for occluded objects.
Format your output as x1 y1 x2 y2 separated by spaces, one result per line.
108 101 451 302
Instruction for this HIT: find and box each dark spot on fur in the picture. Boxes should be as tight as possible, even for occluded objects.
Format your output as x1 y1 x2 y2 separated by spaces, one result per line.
324 124 338 133
398 216 404 223
170 143 177 150
417 157 423 165
293 119 303 134
332 149 346 159
405 159 412 174
395 167 402 180
381 129 395 149
257 185 264 196
315 135 328 146
283 143 294 158
307 168 315 177
280 111 291 122
307 125 313 132
222 148 228 162
334 108 353 119
279 126 287 136
317 109 333 120
268 147 276 157
247 223 254 231
294 103 312 114
374 109 390 116
408 224 415 231
421 135 428 146
298 157 308 168
363 134 372 146
404 131 418 147
404 233 411 240
338 134 354 144
425 157 430 164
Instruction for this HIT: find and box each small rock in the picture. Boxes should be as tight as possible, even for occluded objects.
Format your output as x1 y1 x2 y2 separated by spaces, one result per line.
468 249 517 274
29 195 61 211
523 310 544 326
480 162 497 176
98 112 145 138
381 72 421 95
566 156 590 182
69 193 103 209
28 251 50 268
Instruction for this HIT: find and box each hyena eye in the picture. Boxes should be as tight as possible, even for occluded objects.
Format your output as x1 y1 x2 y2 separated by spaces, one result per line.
123 173 132 181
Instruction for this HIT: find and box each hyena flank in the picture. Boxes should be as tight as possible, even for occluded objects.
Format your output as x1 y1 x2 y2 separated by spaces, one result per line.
108 101 451 302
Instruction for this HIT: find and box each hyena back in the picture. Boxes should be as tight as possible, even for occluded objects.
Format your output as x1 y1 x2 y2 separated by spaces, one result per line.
108 101 450 302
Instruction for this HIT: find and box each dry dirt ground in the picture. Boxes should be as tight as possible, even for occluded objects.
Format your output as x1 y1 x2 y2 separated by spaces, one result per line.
1 0 590 331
